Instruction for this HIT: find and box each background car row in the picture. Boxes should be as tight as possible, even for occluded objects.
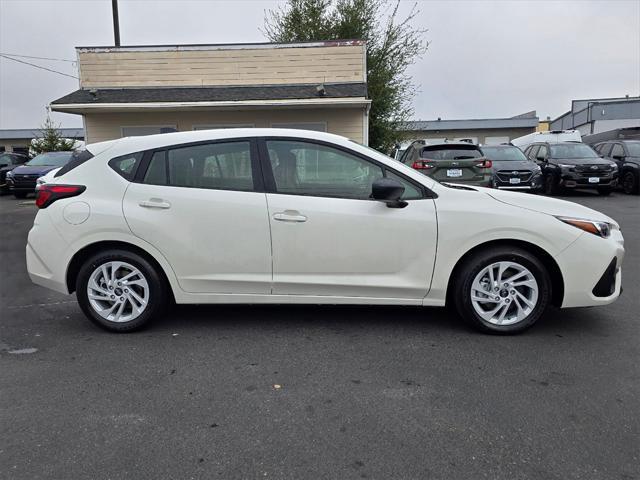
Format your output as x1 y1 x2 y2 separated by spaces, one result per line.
397 131 640 196
2 151 72 198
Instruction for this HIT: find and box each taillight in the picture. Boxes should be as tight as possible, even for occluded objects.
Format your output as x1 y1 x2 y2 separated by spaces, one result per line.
476 159 493 168
35 184 86 209
411 159 435 170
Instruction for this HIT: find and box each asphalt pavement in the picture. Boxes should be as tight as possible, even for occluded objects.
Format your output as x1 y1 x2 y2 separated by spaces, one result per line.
1 191 638 480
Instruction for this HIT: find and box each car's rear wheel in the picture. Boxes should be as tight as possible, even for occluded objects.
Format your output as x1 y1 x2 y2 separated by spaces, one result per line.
622 171 639 195
76 249 166 332
453 247 551 334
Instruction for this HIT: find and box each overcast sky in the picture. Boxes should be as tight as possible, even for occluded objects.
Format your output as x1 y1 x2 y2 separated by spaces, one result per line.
0 0 638 129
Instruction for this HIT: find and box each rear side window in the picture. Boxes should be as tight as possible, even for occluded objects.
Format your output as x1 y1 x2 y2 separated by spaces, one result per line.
141 141 254 191
109 152 143 180
54 149 94 177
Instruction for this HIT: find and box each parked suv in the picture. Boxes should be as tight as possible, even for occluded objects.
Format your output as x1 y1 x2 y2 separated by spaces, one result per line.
480 145 543 191
523 142 618 196
7 151 74 198
399 141 492 187
592 140 640 195
0 152 29 194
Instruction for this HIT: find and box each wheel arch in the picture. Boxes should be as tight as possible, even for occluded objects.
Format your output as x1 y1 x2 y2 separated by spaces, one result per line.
66 240 175 302
445 239 564 307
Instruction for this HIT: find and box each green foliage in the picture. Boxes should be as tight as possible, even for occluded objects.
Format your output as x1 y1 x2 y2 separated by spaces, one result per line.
30 114 77 156
264 0 427 153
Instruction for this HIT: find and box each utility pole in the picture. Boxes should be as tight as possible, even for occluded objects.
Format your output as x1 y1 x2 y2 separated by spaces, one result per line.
112 0 121 47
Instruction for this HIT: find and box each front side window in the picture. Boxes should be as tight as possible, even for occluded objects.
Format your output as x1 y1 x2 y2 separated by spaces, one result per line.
537 145 548 159
610 144 624 158
265 140 422 200
146 141 254 191
266 140 383 199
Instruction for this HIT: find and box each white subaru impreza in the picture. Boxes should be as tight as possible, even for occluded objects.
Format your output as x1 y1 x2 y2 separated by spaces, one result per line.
27 129 625 333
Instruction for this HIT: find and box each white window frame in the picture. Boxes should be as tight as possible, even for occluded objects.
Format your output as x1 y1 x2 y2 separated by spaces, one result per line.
120 125 178 138
192 124 255 130
270 122 327 132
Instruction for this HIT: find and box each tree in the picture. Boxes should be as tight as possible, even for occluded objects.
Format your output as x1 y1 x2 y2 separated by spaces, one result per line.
264 0 427 153
30 113 77 156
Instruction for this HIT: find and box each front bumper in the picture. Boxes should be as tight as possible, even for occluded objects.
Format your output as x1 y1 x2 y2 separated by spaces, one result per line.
559 172 617 189
555 228 624 308
7 176 38 192
493 174 543 191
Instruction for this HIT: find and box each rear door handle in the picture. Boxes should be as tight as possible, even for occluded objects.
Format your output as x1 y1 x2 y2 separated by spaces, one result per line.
139 199 171 209
273 210 307 223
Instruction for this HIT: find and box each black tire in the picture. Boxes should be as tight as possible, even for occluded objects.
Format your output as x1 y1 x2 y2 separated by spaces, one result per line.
597 187 612 196
13 191 28 199
452 247 551 334
622 171 639 195
76 249 166 332
544 175 560 196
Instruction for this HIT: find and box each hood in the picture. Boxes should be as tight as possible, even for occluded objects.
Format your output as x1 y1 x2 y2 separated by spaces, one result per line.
551 157 612 166
0 165 16 173
11 165 60 175
479 187 617 226
491 160 538 171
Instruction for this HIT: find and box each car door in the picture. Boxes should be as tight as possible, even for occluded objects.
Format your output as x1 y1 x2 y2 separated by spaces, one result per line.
122 139 272 294
260 138 437 300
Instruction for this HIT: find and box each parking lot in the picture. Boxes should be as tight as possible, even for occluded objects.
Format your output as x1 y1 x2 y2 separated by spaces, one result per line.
1 192 638 479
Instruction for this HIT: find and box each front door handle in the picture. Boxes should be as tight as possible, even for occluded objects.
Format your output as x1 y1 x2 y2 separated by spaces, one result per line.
139 198 171 209
273 210 307 223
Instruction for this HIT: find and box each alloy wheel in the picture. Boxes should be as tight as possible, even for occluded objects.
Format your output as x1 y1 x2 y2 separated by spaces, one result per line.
87 261 150 323
470 261 539 326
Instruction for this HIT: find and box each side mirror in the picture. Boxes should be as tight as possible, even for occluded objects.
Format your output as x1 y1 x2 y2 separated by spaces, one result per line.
372 178 408 208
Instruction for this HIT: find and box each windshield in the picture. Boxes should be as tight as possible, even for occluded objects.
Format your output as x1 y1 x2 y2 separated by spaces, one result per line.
626 142 640 156
26 152 73 167
421 146 482 160
549 143 598 159
481 146 528 161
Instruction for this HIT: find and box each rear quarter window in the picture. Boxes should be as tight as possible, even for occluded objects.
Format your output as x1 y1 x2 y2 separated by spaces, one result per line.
109 152 143 180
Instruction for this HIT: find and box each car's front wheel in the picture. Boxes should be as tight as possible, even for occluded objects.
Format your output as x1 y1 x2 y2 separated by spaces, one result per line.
76 249 166 332
13 191 28 199
453 247 551 334
544 175 560 196
621 171 639 195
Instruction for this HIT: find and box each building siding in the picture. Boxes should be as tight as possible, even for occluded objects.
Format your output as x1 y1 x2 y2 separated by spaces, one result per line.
83 108 366 144
78 45 366 88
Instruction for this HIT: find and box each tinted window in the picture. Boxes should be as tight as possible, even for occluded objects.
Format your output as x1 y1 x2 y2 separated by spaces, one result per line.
420 146 482 160
166 141 253 191
626 142 640 156
549 143 598 159
109 152 143 180
26 152 73 167
266 140 384 199
537 145 548 159
610 144 624 158
143 151 167 185
526 145 539 160
56 149 95 177
480 146 528 161
597 143 612 156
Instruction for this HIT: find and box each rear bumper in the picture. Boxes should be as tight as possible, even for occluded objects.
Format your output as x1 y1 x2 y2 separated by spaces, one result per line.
555 229 624 308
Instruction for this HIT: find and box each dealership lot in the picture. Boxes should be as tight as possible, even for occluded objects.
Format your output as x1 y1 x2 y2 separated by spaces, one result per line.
1 192 638 479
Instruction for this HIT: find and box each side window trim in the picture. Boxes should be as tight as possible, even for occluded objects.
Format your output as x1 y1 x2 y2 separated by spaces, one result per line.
133 137 265 193
256 136 435 200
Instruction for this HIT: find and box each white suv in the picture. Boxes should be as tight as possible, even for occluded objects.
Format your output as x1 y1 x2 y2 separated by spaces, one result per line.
27 129 624 334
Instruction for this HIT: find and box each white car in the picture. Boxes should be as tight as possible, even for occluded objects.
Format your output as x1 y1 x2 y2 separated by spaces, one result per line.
35 167 61 190
27 129 625 334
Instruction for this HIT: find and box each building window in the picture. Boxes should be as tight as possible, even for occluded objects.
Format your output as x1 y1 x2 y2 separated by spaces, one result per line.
271 122 327 132
11 146 29 156
193 124 255 130
121 126 177 137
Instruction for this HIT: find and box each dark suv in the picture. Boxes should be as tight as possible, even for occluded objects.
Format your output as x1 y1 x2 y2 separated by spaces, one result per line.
480 145 543 191
399 141 492 187
523 142 618 196
592 140 640 195
0 152 29 194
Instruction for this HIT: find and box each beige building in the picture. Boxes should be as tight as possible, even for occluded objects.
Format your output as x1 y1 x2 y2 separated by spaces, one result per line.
51 41 370 145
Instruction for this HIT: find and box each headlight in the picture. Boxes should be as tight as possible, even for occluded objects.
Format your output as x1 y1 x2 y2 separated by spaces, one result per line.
558 164 575 171
6 170 14 178
610 163 618 172
557 216 615 238
36 176 46 185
